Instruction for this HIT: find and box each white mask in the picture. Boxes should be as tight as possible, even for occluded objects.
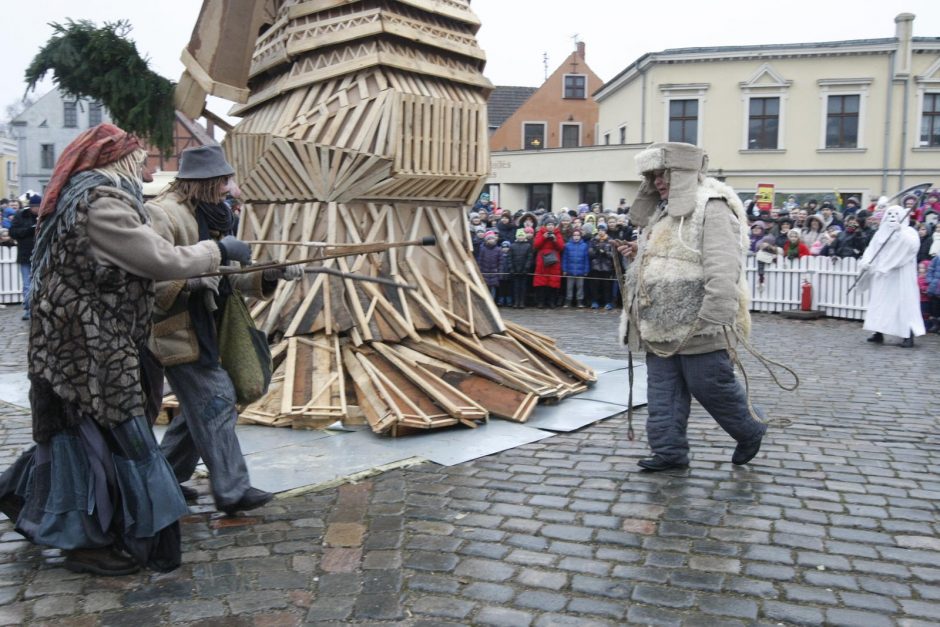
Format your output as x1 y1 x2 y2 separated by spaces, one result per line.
883 205 904 231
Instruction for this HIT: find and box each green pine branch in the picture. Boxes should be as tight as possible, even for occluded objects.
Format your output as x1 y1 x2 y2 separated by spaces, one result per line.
25 19 177 156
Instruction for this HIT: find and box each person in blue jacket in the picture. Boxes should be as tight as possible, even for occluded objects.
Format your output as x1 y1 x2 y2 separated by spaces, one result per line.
561 228 590 307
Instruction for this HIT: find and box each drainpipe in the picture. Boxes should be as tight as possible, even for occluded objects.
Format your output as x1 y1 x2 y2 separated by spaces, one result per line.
881 52 894 195
641 67 647 143
895 13 915 191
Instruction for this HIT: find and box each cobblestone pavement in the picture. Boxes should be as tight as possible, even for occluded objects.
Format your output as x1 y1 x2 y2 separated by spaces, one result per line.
1 304 940 626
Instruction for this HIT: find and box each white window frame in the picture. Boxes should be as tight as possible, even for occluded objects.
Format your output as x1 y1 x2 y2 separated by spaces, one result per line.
914 57 940 150
817 78 872 151
739 64 791 151
559 122 582 148
563 74 587 100
521 121 547 150
660 83 708 146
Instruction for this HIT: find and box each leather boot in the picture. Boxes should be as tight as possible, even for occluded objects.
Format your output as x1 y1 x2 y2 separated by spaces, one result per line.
64 547 140 576
899 336 914 348
866 332 883 343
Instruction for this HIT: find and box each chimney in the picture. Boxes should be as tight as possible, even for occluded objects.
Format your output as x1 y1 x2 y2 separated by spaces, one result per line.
894 13 914 78
576 41 585 60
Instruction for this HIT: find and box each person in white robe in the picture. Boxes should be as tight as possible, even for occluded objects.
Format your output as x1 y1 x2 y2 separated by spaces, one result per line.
859 204 925 347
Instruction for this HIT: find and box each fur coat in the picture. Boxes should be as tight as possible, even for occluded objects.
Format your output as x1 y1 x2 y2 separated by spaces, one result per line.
622 177 750 355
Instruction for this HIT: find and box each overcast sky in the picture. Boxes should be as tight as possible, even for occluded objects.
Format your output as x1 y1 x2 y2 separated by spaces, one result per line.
6 0 940 119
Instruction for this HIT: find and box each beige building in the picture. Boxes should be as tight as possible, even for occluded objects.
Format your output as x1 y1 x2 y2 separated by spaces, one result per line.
487 14 940 212
0 132 17 200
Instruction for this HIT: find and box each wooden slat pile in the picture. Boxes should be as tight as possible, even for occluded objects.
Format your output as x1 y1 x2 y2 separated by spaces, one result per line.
192 0 595 435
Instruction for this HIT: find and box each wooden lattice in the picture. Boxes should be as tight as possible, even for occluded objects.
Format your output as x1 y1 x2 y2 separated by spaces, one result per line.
187 0 594 435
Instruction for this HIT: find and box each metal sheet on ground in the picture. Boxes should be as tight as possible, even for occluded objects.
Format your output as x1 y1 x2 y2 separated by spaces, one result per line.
574 362 648 407
569 353 633 375
352 420 555 466
241 433 416 493
0 372 29 408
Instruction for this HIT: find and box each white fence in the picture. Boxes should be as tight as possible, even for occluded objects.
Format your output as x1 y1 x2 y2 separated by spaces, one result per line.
745 254 868 320
0 246 870 320
0 246 22 304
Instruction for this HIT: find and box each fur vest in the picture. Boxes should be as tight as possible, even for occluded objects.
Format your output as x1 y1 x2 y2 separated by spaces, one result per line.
29 186 154 442
623 178 750 352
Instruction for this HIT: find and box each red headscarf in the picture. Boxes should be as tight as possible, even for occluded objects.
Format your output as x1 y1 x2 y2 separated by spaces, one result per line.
38 123 143 223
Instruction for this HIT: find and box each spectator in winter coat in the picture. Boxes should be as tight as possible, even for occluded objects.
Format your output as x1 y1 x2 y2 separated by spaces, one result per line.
10 195 41 319
532 219 565 308
802 214 826 248
773 218 793 248
926 253 940 332
471 225 486 258
917 223 932 264
495 213 516 244
829 216 867 258
508 228 534 308
476 231 502 298
588 225 615 309
561 229 590 307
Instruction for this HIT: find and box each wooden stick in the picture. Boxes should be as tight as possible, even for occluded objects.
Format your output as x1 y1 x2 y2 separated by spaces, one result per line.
195 259 418 290
243 236 436 249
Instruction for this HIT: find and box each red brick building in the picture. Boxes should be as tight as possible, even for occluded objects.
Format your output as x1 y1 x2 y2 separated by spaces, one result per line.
488 42 603 152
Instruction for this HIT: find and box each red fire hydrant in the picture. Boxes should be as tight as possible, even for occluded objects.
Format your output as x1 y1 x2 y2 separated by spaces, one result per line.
800 279 813 311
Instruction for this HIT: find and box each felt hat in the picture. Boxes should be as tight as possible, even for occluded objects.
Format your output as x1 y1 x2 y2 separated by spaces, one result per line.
178 145 235 180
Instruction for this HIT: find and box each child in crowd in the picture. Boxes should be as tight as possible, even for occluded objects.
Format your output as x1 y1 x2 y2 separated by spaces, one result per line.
476 231 502 300
561 228 590 307
588 224 615 310
497 241 513 306
509 228 534 308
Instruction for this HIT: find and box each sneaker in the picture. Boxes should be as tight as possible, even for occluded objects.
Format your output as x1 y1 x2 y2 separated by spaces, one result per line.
220 487 274 516
21 311 29 320
604 303 613 310
591 302 599 309
64 547 140 576
577 301 586 308
563 300 572 308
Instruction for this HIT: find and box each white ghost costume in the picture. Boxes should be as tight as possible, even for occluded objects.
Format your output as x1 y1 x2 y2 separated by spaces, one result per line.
859 205 926 338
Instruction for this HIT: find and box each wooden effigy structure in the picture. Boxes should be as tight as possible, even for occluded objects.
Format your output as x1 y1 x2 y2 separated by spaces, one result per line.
176 0 595 435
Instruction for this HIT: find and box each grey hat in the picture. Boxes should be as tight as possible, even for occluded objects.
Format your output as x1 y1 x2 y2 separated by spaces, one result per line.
178 145 235 180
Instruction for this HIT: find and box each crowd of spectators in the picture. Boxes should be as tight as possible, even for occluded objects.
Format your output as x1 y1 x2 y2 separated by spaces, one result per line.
469 194 632 310
469 189 940 332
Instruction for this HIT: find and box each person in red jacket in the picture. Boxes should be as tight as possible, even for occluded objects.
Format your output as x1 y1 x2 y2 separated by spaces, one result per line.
532 217 565 308
782 228 810 259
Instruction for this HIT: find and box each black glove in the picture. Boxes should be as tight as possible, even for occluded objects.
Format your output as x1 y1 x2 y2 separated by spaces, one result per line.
218 235 251 265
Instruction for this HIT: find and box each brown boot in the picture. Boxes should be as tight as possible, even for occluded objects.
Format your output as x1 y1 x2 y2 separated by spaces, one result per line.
63 547 140 576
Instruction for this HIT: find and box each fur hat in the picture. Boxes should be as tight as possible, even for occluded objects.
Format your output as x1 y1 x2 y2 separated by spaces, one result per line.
178 145 235 180
632 142 708 225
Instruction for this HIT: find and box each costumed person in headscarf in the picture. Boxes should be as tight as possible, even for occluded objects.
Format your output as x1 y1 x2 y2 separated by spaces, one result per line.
0 124 245 576
617 142 767 472
859 204 925 347
146 146 303 515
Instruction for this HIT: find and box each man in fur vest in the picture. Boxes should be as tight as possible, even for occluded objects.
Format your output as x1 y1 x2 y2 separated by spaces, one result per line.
618 142 767 472
147 146 303 515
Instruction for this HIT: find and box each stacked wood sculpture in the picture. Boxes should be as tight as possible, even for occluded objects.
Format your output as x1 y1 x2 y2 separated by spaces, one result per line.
179 0 595 435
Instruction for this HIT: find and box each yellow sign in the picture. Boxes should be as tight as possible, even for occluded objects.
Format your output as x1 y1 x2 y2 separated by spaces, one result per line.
756 183 775 212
